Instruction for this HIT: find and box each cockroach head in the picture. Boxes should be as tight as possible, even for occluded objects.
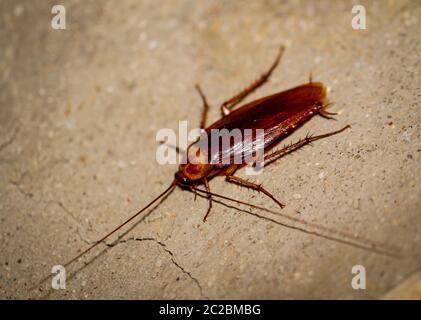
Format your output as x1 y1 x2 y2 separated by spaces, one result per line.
174 170 193 189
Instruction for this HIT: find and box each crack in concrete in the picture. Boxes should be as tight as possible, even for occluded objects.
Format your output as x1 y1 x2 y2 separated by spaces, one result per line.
9 175 33 199
106 236 206 298
55 201 93 245
7 157 69 198
7 175 93 246
0 127 19 154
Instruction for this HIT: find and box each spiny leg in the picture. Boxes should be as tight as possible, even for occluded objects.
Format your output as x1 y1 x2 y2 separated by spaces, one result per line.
319 102 338 120
225 175 285 208
202 178 213 222
157 141 183 155
221 45 285 116
195 84 210 129
264 125 351 166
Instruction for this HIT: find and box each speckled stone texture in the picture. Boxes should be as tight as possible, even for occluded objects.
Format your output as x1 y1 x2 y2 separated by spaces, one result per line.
0 0 420 299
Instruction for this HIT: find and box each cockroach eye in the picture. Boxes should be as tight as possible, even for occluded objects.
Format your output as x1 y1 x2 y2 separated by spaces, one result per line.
174 170 191 188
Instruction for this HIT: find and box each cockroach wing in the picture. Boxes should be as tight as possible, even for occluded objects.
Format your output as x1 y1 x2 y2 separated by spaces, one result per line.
203 82 327 166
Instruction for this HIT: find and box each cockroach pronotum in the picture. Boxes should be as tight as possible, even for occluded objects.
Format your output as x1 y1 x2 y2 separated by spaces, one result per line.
35 46 400 290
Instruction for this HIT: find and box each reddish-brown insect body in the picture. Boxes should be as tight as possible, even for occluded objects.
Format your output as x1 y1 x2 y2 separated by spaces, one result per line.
176 82 329 186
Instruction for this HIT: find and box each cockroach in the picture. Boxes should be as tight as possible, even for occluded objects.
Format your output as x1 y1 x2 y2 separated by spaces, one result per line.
35 46 400 290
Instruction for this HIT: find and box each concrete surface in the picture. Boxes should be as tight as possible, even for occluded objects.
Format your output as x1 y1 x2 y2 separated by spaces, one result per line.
0 0 420 299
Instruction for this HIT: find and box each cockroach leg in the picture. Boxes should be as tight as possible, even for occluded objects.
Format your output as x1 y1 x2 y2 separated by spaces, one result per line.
202 178 213 221
309 71 313 84
319 111 337 120
158 141 183 155
191 186 198 201
195 84 210 129
220 46 285 116
319 102 338 120
264 125 351 166
225 175 285 209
